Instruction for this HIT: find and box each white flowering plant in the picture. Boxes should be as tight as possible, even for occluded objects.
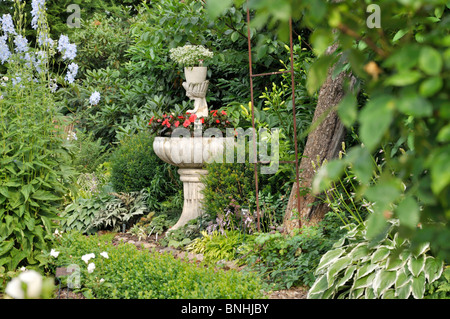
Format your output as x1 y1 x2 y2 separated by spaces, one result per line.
169 44 213 67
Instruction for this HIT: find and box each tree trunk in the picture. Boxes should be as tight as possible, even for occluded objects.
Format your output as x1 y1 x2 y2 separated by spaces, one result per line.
283 44 354 234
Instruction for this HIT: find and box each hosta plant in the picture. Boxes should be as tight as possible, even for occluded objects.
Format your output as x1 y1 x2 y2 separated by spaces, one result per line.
308 220 444 299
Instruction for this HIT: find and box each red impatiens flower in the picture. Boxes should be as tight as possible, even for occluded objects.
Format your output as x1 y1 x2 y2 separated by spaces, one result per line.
210 110 218 117
148 116 155 125
183 120 191 127
216 119 220 124
189 114 197 123
174 121 180 127
162 118 171 127
221 110 227 116
200 117 205 124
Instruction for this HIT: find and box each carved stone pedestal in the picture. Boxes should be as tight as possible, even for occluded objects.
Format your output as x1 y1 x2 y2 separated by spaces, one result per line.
170 168 208 230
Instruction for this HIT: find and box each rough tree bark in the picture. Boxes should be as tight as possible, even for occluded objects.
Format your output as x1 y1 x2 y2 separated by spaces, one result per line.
283 43 355 234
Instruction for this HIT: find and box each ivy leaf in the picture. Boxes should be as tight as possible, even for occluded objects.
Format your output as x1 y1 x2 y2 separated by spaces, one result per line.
358 94 395 152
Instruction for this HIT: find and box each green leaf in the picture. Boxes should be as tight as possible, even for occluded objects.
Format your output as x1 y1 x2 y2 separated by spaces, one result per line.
424 256 444 284
371 246 391 264
437 124 450 143
358 95 395 151
308 274 328 298
337 94 357 128
312 159 346 194
306 54 336 95
373 269 397 297
345 146 373 185
206 0 233 19
326 256 352 287
418 46 443 76
428 146 450 195
419 76 443 97
366 212 389 240
395 196 420 230
411 272 426 299
408 255 425 277
397 94 432 118
384 71 422 86
31 190 61 201
316 248 345 274
337 264 357 287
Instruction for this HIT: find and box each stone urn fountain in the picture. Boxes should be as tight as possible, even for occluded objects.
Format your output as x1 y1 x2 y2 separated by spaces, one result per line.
153 73 225 230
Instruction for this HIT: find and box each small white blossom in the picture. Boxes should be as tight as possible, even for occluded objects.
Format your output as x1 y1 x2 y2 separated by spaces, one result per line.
50 249 59 258
5 270 43 299
89 91 101 106
100 251 109 259
87 262 95 273
81 253 95 264
13 35 29 53
65 62 78 84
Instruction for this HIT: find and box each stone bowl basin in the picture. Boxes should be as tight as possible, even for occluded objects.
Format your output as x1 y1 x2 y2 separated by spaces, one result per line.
153 136 227 168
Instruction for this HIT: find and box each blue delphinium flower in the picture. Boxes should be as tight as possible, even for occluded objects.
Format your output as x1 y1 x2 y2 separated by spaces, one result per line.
65 62 78 84
0 35 11 64
31 0 46 30
57 34 76 61
1 14 16 36
14 35 29 53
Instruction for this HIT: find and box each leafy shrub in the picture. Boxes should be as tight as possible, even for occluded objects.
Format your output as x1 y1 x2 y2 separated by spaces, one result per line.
308 220 445 299
71 131 110 174
239 212 347 290
109 131 179 198
425 266 450 299
50 231 264 299
187 230 250 263
91 190 149 231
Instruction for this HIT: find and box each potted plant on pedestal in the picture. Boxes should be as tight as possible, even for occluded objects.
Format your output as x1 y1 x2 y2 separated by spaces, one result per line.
169 44 213 83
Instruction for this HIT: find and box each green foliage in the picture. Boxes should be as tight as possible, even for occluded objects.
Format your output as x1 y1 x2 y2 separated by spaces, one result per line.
50 231 264 298
0 3 76 272
187 230 249 263
71 131 110 174
109 131 179 200
90 190 150 231
240 212 347 290
67 12 135 77
308 220 445 299
425 266 450 299
213 0 450 260
201 160 256 220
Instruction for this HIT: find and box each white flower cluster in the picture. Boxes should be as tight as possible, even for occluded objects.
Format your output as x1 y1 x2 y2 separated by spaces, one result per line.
57 34 77 61
5 270 43 299
169 44 213 67
31 0 46 30
89 91 101 106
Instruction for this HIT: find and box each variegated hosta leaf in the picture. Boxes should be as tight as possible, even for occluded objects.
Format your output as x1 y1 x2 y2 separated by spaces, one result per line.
327 256 353 287
381 289 396 299
395 281 412 299
315 248 345 274
353 272 376 290
307 274 328 298
386 255 408 271
356 262 378 279
337 264 357 287
349 243 370 261
424 256 444 283
373 269 397 297
412 242 430 257
411 272 426 299
349 287 364 299
371 246 391 264
395 268 412 289
408 255 425 277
